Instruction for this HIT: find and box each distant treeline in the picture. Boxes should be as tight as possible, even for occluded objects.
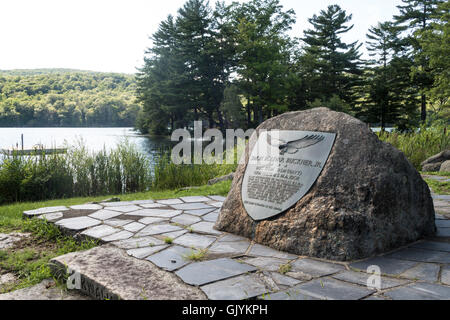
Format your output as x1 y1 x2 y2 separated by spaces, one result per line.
0 70 140 127
136 0 449 135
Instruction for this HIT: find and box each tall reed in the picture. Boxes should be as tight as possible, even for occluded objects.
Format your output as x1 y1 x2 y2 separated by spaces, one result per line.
0 140 152 204
377 123 449 170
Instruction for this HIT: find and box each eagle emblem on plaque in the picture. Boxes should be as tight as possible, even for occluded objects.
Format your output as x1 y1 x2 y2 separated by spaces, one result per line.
242 130 336 221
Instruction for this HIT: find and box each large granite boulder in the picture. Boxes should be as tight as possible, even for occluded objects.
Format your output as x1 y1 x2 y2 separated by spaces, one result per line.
440 160 450 172
421 150 450 172
215 107 436 261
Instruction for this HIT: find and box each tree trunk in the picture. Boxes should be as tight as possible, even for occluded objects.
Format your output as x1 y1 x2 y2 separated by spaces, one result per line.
246 101 251 128
421 94 426 122
216 107 225 131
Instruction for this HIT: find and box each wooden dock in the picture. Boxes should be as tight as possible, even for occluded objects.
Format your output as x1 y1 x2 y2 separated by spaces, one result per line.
1 148 67 156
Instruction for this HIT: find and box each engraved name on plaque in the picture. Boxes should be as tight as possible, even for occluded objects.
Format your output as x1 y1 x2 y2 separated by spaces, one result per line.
241 130 336 221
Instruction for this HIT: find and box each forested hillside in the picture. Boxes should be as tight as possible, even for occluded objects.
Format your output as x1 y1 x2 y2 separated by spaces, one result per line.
0 69 140 127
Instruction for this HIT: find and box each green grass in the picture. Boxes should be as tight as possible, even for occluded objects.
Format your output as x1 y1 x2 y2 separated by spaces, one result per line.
424 178 450 195
0 219 98 293
0 180 231 293
164 237 173 244
278 263 292 274
183 248 208 261
0 180 231 233
422 171 450 177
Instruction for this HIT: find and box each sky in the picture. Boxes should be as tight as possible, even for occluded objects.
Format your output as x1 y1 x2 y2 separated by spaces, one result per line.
0 0 404 74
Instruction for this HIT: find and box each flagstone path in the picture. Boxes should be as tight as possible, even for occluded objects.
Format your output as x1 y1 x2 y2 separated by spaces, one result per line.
16 191 450 300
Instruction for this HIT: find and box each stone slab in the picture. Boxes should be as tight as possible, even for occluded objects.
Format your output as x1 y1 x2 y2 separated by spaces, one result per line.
101 230 133 242
70 204 103 210
219 234 249 242
411 241 450 253
208 196 226 201
350 256 418 275
203 211 219 223
127 209 182 218
190 222 222 235
436 220 450 228
173 233 216 249
441 265 450 285
55 216 101 231
248 244 297 260
0 233 30 249
100 201 135 207
161 230 188 239
140 203 167 208
0 279 92 300
432 194 450 201
122 222 146 232
112 236 164 249
157 199 183 205
386 247 450 263
89 209 123 220
0 273 16 286
294 278 375 300
50 245 206 300
269 272 302 287
81 225 120 239
264 288 318 300
171 214 201 226
436 228 450 237
126 245 169 259
290 258 345 277
384 282 450 300
146 246 193 271
208 240 251 256
138 217 167 225
130 200 154 205
400 263 440 282
201 274 269 300
172 203 214 210
175 258 256 286
184 208 216 216
180 196 211 203
104 219 134 227
23 206 69 217
332 270 408 289
210 202 223 208
244 257 290 272
136 224 183 236
38 212 64 221
107 205 142 213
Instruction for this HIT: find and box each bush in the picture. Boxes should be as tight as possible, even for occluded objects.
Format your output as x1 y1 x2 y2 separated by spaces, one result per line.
152 151 237 190
377 123 449 170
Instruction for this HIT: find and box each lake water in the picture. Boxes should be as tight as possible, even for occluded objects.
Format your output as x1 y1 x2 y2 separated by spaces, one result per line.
0 126 394 162
0 127 173 161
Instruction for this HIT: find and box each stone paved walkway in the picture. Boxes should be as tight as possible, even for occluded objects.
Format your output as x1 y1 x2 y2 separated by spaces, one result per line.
20 194 450 300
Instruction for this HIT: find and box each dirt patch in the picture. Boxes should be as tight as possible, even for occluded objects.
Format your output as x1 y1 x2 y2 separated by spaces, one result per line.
51 209 97 222
7 233 58 252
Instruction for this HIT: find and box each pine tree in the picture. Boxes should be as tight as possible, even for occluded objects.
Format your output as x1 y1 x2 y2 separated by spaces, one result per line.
136 15 188 134
228 0 296 126
363 22 405 129
417 0 450 118
176 0 234 129
301 5 363 111
394 0 445 122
